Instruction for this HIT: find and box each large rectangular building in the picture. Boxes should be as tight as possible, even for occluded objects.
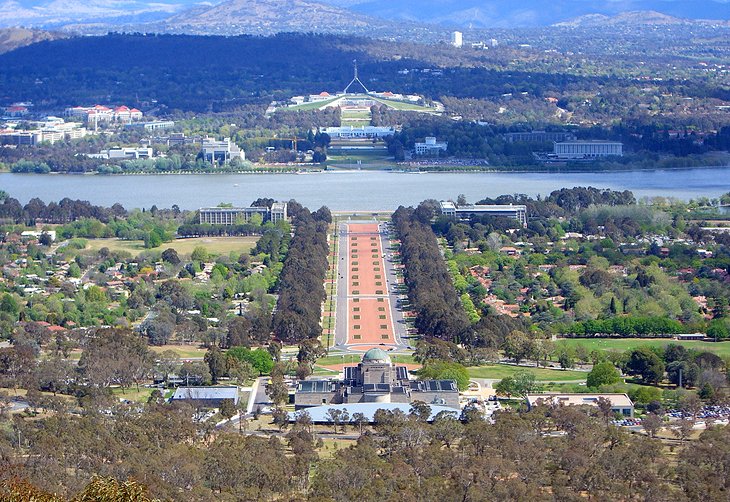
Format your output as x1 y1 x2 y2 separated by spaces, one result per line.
440 201 527 228
553 140 623 159
503 131 576 143
199 202 288 225
320 126 396 139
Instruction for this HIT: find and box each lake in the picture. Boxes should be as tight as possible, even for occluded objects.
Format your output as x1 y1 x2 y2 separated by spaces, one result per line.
1 167 729 211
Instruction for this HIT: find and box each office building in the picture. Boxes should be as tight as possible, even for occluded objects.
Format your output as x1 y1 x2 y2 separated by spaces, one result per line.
415 137 448 155
200 137 245 164
553 141 623 159
440 201 527 228
451 31 463 48
198 202 289 225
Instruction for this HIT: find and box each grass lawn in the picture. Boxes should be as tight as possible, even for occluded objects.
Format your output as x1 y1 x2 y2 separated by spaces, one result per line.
149 344 208 359
316 353 417 366
467 364 587 382
84 236 259 257
557 338 730 358
339 120 371 128
370 96 434 111
110 386 156 403
317 438 358 458
341 110 372 120
286 97 340 111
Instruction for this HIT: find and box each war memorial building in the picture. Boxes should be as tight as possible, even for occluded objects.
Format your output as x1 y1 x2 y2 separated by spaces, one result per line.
295 348 459 410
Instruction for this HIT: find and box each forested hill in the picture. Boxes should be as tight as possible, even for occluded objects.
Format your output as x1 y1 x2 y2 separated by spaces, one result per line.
0 32 604 112
1 32 727 128
0 33 373 112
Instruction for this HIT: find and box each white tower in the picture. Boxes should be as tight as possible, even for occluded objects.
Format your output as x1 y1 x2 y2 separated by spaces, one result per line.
451 31 463 48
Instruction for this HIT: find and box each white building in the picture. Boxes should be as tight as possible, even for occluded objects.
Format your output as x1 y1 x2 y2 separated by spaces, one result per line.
200 137 245 164
88 147 153 160
451 31 463 48
320 126 396 139
415 136 448 155
439 201 527 228
553 140 623 159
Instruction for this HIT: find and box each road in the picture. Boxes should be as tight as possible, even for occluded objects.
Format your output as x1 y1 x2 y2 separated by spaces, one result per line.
332 220 409 353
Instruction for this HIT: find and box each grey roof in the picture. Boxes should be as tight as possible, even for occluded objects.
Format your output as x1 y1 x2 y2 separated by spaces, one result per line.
298 380 335 393
171 386 239 404
289 402 460 423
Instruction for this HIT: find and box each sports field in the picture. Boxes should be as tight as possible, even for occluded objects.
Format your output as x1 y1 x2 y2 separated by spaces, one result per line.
557 338 730 358
84 236 259 257
467 364 588 382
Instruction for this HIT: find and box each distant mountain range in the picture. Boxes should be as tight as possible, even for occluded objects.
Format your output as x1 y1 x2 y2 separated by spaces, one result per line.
0 0 728 31
324 0 730 28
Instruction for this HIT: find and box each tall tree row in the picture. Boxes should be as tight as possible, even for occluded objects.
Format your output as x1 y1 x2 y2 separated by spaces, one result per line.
272 208 330 344
392 205 470 342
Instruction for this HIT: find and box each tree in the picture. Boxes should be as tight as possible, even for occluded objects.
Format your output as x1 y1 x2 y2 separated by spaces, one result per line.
626 347 665 384
495 370 538 398
272 407 290 432
227 346 273 375
219 398 237 420
161 248 181 265
326 408 343 434
351 412 368 435
179 361 211 386
78 328 153 391
673 418 693 443
204 346 228 384
503 330 535 365
642 412 663 438
191 246 209 262
587 362 621 388
419 361 470 391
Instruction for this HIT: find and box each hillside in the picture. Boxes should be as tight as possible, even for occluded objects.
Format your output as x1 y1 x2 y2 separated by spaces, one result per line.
0 26 67 54
555 11 730 27
162 0 392 35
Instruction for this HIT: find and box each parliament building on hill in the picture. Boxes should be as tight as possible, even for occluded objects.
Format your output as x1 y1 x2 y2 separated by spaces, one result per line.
294 348 459 410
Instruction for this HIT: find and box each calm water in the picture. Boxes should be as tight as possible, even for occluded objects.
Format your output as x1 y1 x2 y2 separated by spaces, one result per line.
1 167 729 211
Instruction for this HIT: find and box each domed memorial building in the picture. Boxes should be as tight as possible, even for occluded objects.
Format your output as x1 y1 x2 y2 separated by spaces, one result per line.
294 348 459 410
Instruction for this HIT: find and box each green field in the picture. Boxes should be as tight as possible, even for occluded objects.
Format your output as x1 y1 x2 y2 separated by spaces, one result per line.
149 344 208 359
316 353 417 367
557 338 730 358
370 96 435 111
286 97 340 111
84 236 259 257
340 110 372 120
467 364 588 382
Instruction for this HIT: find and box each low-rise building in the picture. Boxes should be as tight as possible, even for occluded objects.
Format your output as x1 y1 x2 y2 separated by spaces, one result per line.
440 200 528 228
526 393 634 417
503 131 577 143
553 140 623 159
198 202 288 225
415 136 448 155
88 147 153 160
124 121 175 131
170 386 239 407
320 126 396 139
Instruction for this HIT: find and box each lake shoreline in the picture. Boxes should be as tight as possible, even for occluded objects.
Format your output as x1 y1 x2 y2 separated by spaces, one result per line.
2 163 730 176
